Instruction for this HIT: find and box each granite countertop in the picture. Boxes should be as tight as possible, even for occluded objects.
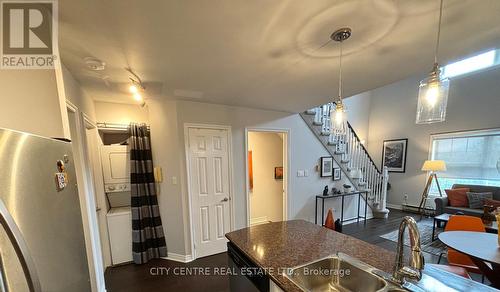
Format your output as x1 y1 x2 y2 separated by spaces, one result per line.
225 220 396 292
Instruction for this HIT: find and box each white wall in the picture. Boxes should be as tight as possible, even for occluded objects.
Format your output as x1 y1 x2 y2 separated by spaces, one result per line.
95 101 149 124
148 99 371 257
366 68 500 208
248 131 284 223
147 100 186 256
344 92 372 144
0 69 64 138
63 65 96 120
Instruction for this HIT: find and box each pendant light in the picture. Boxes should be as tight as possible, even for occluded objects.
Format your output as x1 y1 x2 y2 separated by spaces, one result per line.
330 28 351 136
416 0 449 124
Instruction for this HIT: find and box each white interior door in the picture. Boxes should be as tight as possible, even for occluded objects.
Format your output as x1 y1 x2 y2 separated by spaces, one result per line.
187 127 231 258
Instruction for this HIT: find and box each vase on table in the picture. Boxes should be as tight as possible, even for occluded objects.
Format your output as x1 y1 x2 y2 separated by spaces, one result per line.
482 205 495 225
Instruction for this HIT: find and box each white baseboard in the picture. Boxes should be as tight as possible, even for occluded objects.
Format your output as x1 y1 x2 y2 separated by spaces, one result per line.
386 203 402 210
164 253 194 263
250 216 269 226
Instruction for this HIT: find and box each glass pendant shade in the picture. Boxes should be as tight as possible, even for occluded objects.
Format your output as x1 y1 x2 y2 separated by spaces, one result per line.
330 102 347 135
416 67 449 124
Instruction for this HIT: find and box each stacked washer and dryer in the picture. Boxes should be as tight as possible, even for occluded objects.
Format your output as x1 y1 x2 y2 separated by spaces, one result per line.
100 145 133 265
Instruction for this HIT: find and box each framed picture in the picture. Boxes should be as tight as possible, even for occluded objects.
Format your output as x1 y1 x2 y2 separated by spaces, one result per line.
382 139 408 173
274 167 283 180
320 156 333 177
333 168 341 181
248 151 253 190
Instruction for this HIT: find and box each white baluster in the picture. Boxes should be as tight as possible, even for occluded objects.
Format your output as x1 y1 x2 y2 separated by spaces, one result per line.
313 107 322 125
349 131 354 169
369 162 375 195
305 107 316 115
381 166 389 210
355 140 360 171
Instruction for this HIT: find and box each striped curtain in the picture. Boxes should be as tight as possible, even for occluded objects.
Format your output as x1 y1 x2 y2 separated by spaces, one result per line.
129 123 167 264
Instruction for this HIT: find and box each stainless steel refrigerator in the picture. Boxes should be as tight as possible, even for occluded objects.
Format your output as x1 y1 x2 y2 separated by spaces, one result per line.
0 128 91 292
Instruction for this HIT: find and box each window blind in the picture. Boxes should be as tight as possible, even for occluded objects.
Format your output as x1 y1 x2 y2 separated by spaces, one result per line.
430 129 500 182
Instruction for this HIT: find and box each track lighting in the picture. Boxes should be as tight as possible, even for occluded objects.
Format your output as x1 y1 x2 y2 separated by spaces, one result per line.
125 67 147 106
129 85 139 94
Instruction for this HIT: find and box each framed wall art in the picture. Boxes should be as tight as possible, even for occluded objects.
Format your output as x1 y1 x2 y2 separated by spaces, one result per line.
382 138 408 173
333 167 341 181
274 167 283 180
320 156 333 177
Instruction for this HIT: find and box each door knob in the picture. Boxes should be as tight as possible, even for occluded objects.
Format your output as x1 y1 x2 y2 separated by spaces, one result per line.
221 197 229 202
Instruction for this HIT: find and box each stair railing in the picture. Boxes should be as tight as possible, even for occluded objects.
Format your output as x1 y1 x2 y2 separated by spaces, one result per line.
301 103 389 213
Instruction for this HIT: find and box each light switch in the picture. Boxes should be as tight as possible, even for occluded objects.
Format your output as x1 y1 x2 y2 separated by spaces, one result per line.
304 170 309 177
297 170 304 177
172 176 178 185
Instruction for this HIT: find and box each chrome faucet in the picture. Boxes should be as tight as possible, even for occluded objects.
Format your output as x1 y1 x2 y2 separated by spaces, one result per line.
392 216 425 283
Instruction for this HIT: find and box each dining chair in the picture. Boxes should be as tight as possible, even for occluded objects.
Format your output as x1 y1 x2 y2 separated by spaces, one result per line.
440 215 486 282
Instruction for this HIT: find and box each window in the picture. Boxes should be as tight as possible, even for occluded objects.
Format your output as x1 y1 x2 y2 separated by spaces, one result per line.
442 49 498 79
429 129 500 195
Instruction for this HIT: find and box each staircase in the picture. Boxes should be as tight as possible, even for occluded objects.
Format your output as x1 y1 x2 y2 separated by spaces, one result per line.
301 103 390 218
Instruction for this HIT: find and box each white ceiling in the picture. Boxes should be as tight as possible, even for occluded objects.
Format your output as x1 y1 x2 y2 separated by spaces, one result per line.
59 0 500 112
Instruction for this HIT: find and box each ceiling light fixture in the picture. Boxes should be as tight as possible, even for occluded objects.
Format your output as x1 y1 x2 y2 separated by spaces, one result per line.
129 84 139 94
133 93 143 102
329 27 351 136
416 0 449 124
125 67 146 107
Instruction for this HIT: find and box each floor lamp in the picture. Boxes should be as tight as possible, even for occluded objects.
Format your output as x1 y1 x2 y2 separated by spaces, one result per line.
418 160 447 218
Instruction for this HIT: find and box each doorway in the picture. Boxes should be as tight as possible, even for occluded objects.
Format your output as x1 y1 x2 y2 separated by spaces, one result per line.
246 129 289 226
66 103 105 292
185 124 234 259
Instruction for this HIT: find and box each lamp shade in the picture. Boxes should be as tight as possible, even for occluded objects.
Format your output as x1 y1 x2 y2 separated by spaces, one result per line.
421 160 447 172
415 68 450 124
330 102 347 135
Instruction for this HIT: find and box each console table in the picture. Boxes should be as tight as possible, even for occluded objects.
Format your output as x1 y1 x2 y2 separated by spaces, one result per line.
314 191 368 226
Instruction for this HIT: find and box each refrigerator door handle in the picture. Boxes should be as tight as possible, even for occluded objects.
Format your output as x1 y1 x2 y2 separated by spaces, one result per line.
0 198 42 292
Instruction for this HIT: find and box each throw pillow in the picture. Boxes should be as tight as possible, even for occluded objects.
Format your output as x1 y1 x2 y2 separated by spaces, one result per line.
484 198 500 209
466 192 493 209
445 188 470 207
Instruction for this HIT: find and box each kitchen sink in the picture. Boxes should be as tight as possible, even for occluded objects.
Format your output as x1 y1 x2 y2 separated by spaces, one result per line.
283 253 402 292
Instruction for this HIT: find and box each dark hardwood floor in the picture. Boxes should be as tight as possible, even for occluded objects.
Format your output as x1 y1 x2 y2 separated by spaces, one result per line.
104 209 482 291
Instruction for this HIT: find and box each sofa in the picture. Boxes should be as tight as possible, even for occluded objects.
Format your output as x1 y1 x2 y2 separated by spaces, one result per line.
434 184 500 217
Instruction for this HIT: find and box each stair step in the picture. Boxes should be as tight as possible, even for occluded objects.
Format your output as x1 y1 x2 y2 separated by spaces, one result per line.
304 109 316 115
341 159 350 164
334 151 345 155
358 182 367 187
313 121 323 126
327 140 337 146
